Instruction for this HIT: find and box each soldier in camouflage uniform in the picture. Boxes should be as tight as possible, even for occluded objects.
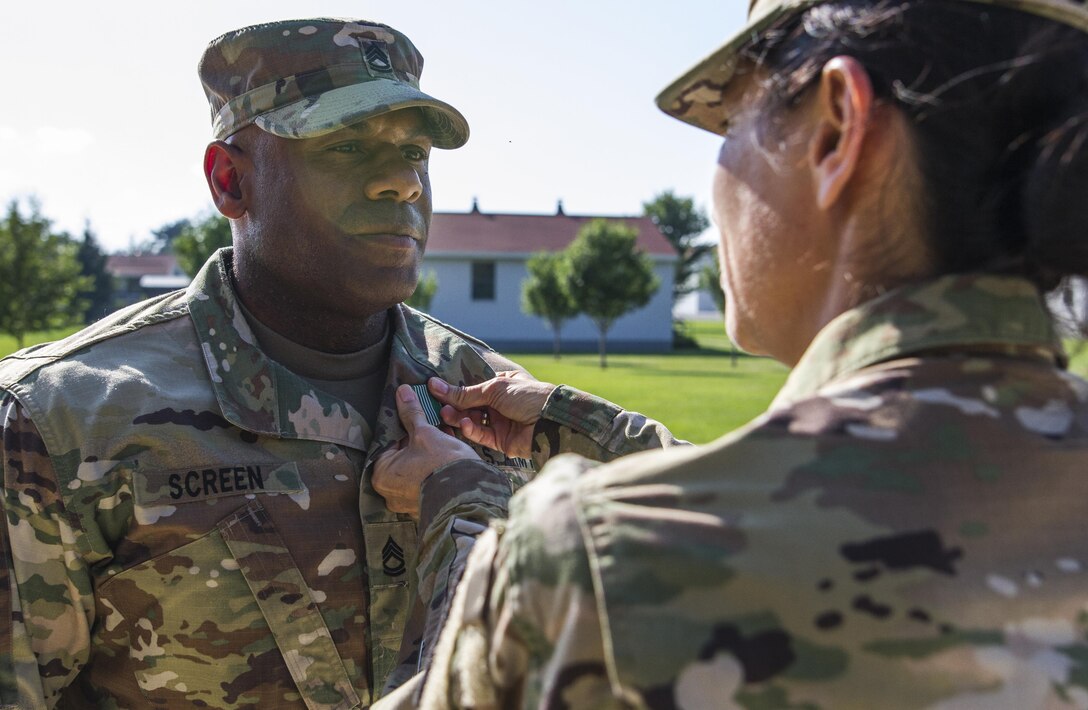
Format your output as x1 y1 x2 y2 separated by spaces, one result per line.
371 1 1088 708
0 18 537 709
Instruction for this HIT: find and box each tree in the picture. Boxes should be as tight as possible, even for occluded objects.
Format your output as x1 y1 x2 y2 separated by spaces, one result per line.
149 218 191 255
698 251 738 367
699 251 726 314
77 222 115 323
566 220 659 368
406 270 438 311
522 252 578 359
173 212 233 276
121 218 191 255
643 190 712 302
0 200 89 348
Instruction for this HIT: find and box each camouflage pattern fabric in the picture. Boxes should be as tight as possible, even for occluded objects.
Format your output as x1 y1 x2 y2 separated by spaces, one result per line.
0 248 529 709
656 0 1088 138
199 18 468 147
528 385 690 471
419 274 1088 709
373 370 689 710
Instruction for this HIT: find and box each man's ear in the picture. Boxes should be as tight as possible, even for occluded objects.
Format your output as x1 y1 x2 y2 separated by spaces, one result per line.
204 140 248 219
809 56 874 210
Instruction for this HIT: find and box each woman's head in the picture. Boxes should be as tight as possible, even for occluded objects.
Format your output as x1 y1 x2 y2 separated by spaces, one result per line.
706 54 930 362
746 1 1088 289
660 0 1088 361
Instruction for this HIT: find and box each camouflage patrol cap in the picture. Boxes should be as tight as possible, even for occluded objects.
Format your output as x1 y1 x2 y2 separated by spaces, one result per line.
199 18 469 148
657 0 1088 136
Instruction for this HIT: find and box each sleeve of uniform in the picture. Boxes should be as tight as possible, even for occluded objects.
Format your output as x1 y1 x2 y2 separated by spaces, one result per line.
0 396 93 709
419 455 622 709
530 384 691 470
407 459 515 680
473 347 532 379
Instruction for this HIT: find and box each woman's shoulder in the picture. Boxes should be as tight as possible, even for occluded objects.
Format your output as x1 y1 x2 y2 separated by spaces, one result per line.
558 352 1088 512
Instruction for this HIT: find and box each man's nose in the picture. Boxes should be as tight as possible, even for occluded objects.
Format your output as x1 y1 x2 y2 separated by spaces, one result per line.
364 151 424 203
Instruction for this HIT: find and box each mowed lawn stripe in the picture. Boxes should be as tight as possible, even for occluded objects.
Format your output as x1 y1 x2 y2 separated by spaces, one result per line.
506 352 788 444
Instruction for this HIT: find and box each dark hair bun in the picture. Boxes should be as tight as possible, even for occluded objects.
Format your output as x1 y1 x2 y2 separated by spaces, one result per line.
1024 112 1088 288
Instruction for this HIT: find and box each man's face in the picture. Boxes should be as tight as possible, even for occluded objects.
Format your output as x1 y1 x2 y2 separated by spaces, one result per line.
234 108 433 324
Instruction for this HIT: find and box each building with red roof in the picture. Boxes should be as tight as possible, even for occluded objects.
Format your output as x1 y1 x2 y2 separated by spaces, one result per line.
422 201 678 353
105 253 190 308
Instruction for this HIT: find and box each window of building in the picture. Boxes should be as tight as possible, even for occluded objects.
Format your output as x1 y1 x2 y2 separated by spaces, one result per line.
471 261 496 301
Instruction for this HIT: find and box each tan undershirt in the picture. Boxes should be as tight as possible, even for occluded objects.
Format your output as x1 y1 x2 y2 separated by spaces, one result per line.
237 301 391 432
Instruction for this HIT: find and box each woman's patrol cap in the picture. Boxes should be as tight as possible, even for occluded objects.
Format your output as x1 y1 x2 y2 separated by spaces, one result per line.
656 0 1088 137
199 18 469 148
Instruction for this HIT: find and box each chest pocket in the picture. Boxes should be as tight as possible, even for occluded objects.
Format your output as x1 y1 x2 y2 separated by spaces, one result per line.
220 501 360 709
99 465 362 709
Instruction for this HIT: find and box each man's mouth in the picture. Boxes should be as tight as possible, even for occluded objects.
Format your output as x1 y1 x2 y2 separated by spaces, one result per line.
352 232 421 247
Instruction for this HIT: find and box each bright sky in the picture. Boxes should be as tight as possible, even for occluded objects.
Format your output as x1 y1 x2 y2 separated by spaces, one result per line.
2 1 745 252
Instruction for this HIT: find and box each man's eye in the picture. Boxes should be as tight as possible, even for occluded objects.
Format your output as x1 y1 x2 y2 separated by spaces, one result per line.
402 146 429 162
329 143 362 154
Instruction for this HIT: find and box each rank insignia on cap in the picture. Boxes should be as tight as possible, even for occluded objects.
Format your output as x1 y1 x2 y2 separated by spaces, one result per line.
364 42 394 74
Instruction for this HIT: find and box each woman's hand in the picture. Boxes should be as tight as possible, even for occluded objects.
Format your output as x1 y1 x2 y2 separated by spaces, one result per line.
372 384 480 518
428 372 557 459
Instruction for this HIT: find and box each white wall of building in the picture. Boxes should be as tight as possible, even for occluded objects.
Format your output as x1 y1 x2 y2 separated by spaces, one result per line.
420 254 676 352
673 288 722 321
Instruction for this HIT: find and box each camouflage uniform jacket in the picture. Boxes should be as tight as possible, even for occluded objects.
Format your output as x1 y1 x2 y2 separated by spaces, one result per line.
374 357 689 709
0 249 531 709
420 274 1088 709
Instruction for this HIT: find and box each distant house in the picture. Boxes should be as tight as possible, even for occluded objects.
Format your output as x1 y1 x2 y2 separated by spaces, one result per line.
423 203 678 353
674 289 723 321
673 251 724 322
105 254 190 308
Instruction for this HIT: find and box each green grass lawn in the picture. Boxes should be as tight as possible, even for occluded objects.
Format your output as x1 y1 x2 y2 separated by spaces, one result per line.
509 350 788 444
509 320 789 444
1069 341 1088 377
0 327 82 356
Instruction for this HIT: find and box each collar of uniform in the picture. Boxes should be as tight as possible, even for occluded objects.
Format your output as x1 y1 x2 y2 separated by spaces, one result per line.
770 274 1064 410
185 249 496 451
370 306 499 458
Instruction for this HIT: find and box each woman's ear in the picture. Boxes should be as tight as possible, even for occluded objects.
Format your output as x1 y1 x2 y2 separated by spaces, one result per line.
204 140 248 220
810 56 875 210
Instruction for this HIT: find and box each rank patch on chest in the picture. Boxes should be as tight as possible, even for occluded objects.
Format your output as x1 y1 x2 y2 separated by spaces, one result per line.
382 536 406 577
